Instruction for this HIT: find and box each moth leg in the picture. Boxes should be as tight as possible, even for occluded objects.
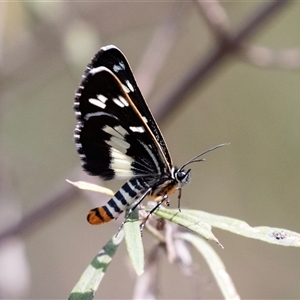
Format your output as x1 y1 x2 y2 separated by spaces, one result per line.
140 194 168 234
165 197 170 206
116 187 152 236
177 187 182 212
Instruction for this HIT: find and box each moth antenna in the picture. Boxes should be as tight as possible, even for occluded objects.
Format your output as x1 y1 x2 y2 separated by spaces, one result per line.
180 143 230 171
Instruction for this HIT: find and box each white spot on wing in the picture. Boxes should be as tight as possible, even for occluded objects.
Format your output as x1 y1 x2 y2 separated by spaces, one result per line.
120 61 125 70
107 136 130 152
113 98 125 107
113 61 125 73
122 84 130 93
97 94 108 103
119 96 129 107
129 126 145 133
115 126 128 137
103 125 128 139
109 148 134 179
113 64 122 73
111 157 132 171
126 80 134 92
110 148 128 159
89 98 106 109
113 169 135 179
142 116 148 123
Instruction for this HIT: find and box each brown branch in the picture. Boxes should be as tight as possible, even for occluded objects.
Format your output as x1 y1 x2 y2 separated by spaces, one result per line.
153 0 290 123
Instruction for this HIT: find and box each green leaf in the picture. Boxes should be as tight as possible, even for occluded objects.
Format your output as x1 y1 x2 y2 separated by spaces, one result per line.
152 206 223 247
177 209 300 247
185 210 300 247
178 232 240 300
124 209 144 276
68 230 124 300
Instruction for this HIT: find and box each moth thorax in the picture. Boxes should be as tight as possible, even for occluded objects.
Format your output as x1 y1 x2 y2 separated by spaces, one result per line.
172 167 191 186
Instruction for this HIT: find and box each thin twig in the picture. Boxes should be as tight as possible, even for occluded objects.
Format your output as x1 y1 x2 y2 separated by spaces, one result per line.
195 0 230 41
135 2 188 99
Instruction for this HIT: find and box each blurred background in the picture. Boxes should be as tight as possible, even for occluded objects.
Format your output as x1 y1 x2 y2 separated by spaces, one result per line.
1 1 300 299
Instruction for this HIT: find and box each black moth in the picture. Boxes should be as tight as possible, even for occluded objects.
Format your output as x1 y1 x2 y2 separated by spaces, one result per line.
74 45 226 227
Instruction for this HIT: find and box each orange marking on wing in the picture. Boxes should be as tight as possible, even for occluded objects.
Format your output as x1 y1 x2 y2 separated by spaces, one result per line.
87 207 114 225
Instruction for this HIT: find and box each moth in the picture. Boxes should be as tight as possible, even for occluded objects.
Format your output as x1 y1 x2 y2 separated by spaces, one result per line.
74 45 225 227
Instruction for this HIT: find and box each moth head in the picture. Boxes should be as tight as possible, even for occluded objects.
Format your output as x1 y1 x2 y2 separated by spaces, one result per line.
175 168 191 186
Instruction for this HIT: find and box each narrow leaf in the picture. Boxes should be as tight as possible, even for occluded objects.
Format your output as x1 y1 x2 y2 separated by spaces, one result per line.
68 230 124 300
153 206 223 247
182 209 300 247
66 180 114 196
124 209 144 276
